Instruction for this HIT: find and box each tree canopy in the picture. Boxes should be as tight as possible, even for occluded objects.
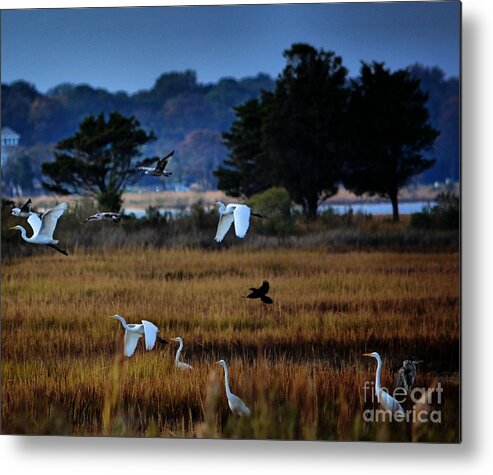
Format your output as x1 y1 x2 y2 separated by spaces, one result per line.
42 112 156 211
263 43 349 219
217 43 349 218
342 62 439 221
217 54 440 220
215 98 274 198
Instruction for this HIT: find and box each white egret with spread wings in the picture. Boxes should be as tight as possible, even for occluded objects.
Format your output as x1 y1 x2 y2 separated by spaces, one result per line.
214 202 263 243
10 202 68 255
109 314 166 357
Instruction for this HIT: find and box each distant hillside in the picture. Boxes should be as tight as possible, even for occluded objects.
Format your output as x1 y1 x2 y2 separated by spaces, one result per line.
1 65 458 191
1 71 275 191
408 64 460 183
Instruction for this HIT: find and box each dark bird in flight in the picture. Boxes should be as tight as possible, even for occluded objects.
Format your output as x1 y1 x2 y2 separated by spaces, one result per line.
11 198 35 218
83 211 122 223
243 280 273 304
395 359 422 393
137 150 174 177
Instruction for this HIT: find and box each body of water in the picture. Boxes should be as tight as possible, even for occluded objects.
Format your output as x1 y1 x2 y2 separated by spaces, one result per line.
320 200 434 215
125 201 435 219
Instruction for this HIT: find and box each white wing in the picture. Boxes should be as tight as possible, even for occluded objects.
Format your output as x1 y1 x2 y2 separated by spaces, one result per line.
233 205 251 238
38 202 68 239
379 390 404 414
229 394 251 416
124 331 141 357
27 214 42 237
214 213 235 242
142 320 159 351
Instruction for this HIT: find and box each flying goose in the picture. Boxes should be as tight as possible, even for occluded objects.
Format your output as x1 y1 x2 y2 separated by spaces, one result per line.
137 150 174 177
11 198 35 218
83 211 122 223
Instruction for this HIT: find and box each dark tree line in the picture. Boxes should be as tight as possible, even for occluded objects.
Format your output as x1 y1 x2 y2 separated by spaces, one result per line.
2 61 457 195
216 44 440 221
1 72 275 190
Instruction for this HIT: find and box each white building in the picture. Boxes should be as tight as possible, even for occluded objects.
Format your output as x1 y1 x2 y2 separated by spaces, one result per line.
1 127 21 167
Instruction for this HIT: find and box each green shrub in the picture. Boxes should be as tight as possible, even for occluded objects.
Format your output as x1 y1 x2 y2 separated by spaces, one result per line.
320 207 372 228
248 187 297 236
410 193 459 230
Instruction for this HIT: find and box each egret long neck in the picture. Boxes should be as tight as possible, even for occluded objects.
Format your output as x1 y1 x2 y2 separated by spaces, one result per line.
175 340 184 365
18 226 30 242
374 356 382 395
222 364 232 398
114 315 128 330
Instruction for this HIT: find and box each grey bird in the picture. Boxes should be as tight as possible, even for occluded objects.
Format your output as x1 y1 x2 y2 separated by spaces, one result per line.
83 212 122 223
11 198 35 218
137 150 174 177
395 359 423 393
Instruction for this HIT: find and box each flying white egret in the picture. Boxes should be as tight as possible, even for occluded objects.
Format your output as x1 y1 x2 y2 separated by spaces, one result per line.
216 359 251 416
83 211 122 223
11 198 35 217
170 337 193 370
137 150 174 177
363 352 405 414
109 314 166 357
214 202 263 243
10 202 68 255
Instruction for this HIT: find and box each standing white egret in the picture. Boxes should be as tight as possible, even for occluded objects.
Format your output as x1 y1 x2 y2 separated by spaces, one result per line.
170 337 192 370
214 202 263 243
363 352 405 414
216 359 251 416
109 314 166 357
10 202 68 255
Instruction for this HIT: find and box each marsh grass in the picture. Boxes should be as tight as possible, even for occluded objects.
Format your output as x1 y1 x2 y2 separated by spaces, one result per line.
1 248 459 441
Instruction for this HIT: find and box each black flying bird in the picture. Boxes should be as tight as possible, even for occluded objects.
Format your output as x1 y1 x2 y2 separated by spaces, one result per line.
243 280 273 304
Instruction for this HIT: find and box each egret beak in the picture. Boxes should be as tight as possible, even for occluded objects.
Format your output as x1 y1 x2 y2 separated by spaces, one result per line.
9 226 17 230
214 361 221 365
362 353 372 357
107 315 116 319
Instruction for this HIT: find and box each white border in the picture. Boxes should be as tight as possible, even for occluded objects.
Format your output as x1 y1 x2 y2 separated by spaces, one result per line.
2 0 493 473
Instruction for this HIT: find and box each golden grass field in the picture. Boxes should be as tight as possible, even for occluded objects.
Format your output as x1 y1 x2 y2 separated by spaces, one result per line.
1 248 460 441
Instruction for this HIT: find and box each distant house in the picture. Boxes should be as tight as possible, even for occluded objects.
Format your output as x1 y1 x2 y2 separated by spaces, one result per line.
1 127 21 167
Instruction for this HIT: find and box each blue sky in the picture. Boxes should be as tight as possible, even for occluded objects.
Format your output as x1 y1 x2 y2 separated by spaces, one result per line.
1 2 460 93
